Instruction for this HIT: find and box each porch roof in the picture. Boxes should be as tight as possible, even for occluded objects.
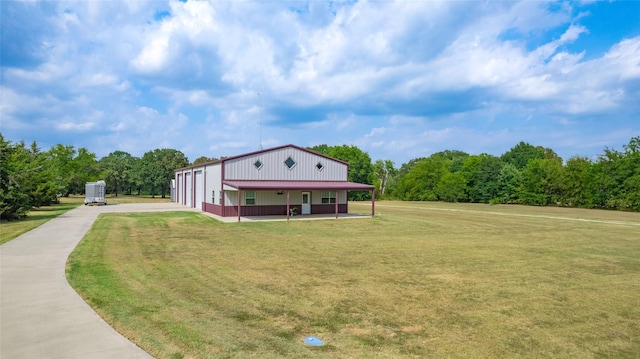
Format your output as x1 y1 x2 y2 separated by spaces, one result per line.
223 180 374 191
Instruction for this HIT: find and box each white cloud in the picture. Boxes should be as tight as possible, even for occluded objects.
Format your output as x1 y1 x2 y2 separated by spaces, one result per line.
1 0 638 164
54 116 96 132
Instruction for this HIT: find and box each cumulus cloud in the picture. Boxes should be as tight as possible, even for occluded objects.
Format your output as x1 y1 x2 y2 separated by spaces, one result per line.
1 0 638 163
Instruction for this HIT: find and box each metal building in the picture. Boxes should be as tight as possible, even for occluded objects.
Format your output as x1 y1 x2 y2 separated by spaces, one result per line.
174 144 375 221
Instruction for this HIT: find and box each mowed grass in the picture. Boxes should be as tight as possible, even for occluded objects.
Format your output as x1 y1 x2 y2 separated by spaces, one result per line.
67 201 640 358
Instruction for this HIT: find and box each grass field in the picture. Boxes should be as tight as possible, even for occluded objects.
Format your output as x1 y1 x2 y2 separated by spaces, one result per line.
67 201 640 358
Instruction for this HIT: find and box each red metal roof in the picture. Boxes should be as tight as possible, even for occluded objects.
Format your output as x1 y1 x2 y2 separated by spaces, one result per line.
223 180 374 191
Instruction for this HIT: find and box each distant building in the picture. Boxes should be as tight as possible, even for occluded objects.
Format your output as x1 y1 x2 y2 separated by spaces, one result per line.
174 144 375 221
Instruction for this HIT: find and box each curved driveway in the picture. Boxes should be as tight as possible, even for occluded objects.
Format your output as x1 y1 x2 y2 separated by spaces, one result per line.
1 203 197 359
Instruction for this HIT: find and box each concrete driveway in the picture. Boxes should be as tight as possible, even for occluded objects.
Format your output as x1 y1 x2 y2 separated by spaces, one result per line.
0 203 197 359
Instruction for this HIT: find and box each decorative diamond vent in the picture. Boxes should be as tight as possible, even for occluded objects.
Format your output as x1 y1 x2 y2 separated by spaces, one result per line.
316 162 324 171
284 156 296 169
254 160 263 170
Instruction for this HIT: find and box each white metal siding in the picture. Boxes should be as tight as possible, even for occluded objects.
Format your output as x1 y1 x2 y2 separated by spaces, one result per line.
225 190 238 206
250 191 303 205
224 147 347 181
176 173 182 204
208 163 222 204
185 172 192 207
194 170 204 209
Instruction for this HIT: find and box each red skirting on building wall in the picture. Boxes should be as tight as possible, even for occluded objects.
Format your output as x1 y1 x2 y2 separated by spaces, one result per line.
203 202 223 216
202 203 348 217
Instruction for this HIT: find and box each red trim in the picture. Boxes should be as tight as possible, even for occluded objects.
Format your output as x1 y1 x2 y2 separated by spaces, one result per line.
203 165 207 211
237 190 241 222
221 161 225 216
223 180 374 191
286 191 290 221
371 189 375 217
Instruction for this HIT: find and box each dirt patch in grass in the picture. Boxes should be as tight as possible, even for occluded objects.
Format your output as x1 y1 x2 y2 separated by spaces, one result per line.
67 202 640 358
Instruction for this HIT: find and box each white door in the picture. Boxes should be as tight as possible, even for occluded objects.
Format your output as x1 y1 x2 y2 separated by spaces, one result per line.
185 172 192 207
301 192 311 214
194 171 203 209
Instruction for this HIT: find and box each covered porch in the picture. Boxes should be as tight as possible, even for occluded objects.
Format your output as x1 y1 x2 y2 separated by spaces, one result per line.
222 180 376 222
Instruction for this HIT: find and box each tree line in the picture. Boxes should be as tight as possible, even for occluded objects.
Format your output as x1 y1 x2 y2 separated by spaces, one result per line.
312 137 639 212
2 132 638 220
0 133 188 220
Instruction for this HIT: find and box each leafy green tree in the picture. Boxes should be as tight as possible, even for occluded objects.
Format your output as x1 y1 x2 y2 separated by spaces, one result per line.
46 144 76 196
0 136 31 220
192 156 217 165
460 154 504 203
435 171 467 202
129 157 144 195
501 142 551 170
494 163 521 204
100 151 135 196
431 150 469 172
596 136 640 210
45 145 99 196
140 148 189 198
395 156 448 201
372 159 397 198
518 158 564 205
561 156 596 208
72 148 101 194
24 141 57 206
310 144 373 200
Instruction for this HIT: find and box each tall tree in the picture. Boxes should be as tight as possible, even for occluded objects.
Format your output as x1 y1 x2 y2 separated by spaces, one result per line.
501 142 548 170
372 159 397 198
192 156 218 165
395 156 448 201
100 151 135 196
46 144 76 196
460 154 504 203
518 158 564 205
561 156 597 208
435 171 467 202
0 136 31 219
310 144 373 200
140 149 189 198
494 163 521 204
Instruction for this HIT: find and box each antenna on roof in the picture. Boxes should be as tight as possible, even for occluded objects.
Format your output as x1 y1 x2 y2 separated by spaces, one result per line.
258 92 263 150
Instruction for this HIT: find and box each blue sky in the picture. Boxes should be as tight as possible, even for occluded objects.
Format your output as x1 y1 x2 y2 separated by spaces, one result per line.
1 0 639 166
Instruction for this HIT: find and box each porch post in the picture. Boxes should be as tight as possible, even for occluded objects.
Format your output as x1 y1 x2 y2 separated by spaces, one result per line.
335 190 339 219
371 189 375 217
286 191 290 221
237 190 241 222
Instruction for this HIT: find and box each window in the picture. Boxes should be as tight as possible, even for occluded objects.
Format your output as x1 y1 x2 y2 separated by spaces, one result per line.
316 162 324 171
219 191 222 205
321 191 336 204
211 190 215 203
254 160 263 170
284 156 296 169
245 191 256 205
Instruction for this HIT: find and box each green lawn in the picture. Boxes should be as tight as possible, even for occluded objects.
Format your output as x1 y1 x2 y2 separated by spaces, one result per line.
67 201 640 358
